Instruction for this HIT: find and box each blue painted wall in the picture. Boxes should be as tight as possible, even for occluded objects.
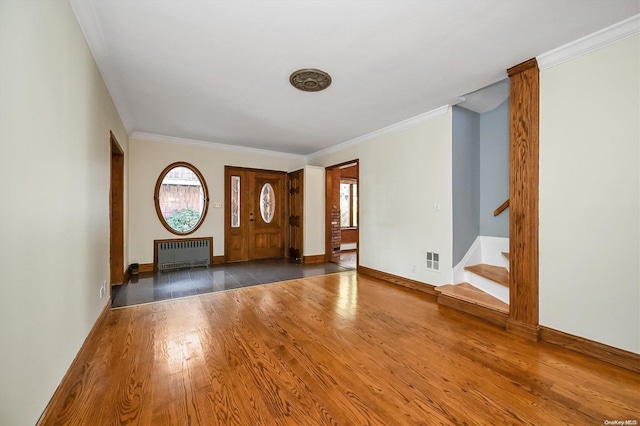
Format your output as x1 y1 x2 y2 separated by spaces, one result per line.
479 99 510 237
452 106 480 265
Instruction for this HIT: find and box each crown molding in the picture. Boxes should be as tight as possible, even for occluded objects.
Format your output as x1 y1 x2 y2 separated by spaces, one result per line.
537 14 640 71
307 105 450 160
129 132 306 159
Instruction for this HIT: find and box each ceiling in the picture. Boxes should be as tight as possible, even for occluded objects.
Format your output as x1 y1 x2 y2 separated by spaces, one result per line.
70 1 638 155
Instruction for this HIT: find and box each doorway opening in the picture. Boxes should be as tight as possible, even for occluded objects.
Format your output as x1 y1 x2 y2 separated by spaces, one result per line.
325 160 359 269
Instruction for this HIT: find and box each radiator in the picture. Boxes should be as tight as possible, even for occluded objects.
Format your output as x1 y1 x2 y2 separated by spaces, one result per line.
156 238 211 271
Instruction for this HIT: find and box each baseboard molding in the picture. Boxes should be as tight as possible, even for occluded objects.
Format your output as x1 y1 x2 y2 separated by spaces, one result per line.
139 263 154 273
540 326 640 374
506 319 540 341
212 255 226 264
37 300 111 424
437 293 508 328
358 266 437 296
303 254 326 264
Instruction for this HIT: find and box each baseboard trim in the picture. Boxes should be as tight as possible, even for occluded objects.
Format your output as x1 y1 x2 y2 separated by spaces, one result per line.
540 326 640 374
437 293 508 328
506 319 540 341
303 254 326 264
212 255 226 264
37 301 111 425
139 263 154 273
358 265 437 296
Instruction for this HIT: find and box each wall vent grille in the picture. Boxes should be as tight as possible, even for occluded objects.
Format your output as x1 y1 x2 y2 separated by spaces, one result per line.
427 252 440 271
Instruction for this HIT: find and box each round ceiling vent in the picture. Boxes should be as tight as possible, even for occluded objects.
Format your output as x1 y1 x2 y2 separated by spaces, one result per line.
289 68 332 92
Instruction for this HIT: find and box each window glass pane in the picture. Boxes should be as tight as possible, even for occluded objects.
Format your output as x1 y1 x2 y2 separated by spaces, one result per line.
231 176 241 228
352 183 358 227
260 183 275 223
158 165 206 233
340 183 351 227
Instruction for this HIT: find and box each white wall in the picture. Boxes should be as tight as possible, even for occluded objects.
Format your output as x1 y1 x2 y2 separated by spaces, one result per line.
0 2 129 424
539 34 639 353
308 110 454 285
128 136 305 263
303 165 326 256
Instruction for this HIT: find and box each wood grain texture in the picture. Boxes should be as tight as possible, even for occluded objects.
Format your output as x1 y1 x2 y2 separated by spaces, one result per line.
358 265 437 296
464 264 509 287
110 132 125 286
39 272 640 425
138 263 154 273
38 271 639 425
303 254 326 264
436 282 508 328
437 283 509 312
493 198 510 216
540 326 640 374
508 58 540 331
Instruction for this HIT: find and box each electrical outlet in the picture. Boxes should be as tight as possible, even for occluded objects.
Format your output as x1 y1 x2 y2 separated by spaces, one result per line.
411 265 417 274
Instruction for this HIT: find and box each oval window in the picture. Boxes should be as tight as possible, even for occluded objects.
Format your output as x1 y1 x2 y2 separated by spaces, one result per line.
260 183 275 223
154 162 209 235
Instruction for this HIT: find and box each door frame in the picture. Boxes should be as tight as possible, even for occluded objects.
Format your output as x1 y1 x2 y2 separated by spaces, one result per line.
287 168 304 261
324 159 359 268
224 166 287 262
109 131 125 291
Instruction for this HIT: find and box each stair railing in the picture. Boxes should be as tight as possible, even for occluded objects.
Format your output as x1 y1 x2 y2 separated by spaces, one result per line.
493 199 510 217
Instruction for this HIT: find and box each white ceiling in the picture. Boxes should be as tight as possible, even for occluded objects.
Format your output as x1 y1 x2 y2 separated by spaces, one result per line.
70 1 639 155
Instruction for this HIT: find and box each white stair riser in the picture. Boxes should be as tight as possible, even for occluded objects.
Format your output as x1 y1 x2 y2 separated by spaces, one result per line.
464 272 509 305
454 236 510 283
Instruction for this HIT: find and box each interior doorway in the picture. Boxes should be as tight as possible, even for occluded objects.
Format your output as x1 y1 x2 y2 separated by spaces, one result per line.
109 131 125 289
225 166 286 262
325 160 359 268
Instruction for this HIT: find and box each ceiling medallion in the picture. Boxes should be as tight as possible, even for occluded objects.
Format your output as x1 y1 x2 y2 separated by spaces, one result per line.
289 68 332 92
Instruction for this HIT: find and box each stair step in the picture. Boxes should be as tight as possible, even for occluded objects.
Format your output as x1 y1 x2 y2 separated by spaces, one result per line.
465 264 509 288
436 283 508 312
502 252 510 260
436 283 508 327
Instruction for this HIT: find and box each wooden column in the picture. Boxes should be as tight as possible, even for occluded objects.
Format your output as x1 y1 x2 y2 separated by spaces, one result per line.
507 58 540 341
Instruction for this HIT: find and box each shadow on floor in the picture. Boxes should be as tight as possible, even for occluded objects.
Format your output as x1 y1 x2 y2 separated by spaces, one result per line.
112 258 353 308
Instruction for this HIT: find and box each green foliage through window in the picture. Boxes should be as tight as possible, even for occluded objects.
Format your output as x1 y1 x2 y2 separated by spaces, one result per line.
165 208 201 233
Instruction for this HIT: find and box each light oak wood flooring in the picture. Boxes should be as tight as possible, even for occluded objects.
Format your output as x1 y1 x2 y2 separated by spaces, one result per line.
39 271 639 425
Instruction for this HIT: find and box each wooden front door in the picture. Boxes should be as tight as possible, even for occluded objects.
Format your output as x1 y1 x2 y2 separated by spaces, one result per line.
225 166 286 262
287 169 303 260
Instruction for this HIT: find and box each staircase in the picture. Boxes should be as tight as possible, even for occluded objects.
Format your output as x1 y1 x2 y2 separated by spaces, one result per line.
436 237 510 327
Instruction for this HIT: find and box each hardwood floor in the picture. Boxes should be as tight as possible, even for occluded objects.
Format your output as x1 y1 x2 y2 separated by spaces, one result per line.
39 271 639 425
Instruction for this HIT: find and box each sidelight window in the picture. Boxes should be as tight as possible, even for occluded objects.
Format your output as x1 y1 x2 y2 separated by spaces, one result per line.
340 180 357 228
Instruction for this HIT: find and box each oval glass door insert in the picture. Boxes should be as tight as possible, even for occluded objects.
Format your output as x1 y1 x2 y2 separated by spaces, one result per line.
260 183 275 223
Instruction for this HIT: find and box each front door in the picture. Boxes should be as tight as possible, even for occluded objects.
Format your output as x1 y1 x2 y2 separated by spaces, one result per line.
225 166 286 262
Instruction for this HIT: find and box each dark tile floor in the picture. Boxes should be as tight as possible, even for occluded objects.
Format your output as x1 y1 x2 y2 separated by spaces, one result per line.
111 258 354 308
